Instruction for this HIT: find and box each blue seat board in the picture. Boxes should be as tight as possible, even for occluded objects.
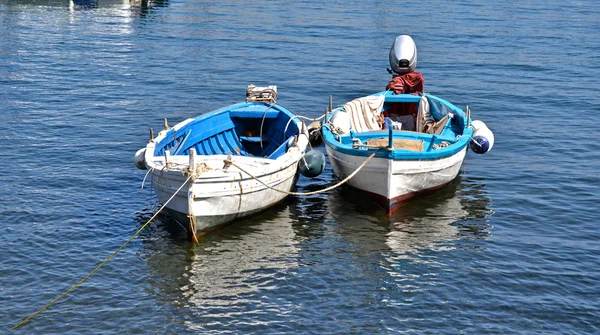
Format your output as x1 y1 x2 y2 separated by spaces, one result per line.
239 136 271 144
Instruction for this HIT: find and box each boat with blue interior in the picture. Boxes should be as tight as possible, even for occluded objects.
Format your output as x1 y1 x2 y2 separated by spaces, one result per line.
134 85 311 240
321 35 494 215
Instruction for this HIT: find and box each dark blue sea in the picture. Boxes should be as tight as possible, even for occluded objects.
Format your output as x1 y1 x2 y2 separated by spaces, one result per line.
1 0 599 334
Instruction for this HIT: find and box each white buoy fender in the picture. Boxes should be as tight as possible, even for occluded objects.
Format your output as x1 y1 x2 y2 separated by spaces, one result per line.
469 120 494 154
134 148 147 170
330 110 351 134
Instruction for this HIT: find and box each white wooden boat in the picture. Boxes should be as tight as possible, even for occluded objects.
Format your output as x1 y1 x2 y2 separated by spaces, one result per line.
321 92 491 215
134 86 309 239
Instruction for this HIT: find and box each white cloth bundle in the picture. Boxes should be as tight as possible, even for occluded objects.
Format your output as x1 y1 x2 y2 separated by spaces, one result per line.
342 95 385 133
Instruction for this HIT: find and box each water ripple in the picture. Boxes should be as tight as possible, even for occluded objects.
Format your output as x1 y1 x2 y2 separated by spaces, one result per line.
2 0 600 334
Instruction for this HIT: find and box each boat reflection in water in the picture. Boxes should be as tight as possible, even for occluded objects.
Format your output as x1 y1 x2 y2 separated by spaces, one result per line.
69 0 168 14
1 0 167 9
327 175 493 258
386 179 492 257
323 175 494 316
139 202 304 332
138 174 491 331
70 0 130 8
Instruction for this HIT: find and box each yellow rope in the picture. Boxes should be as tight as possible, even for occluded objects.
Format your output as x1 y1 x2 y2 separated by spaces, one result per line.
226 148 381 196
10 175 193 331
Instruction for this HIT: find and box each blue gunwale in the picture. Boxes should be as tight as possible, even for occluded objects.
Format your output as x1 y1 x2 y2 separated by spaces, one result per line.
322 92 473 160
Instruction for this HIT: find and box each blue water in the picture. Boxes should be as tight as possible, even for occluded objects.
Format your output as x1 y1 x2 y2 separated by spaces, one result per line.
1 0 599 333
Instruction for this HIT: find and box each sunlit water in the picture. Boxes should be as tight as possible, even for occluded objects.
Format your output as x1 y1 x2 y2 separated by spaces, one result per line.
1 0 599 333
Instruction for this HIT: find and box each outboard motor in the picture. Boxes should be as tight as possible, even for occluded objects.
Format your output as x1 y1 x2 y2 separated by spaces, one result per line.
389 35 418 74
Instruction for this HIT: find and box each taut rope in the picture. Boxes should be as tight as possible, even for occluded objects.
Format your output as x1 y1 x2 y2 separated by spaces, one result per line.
10 175 193 331
224 148 382 196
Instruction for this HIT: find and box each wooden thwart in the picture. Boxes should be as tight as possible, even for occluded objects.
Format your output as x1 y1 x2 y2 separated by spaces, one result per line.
365 138 424 152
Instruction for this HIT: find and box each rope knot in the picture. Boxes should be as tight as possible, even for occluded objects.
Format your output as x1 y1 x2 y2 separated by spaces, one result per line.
184 163 211 179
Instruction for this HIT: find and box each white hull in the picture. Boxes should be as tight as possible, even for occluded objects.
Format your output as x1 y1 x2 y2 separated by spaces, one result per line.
325 145 467 214
147 152 303 236
135 94 311 239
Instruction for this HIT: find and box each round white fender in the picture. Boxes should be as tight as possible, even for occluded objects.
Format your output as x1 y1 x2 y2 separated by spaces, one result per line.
330 111 351 134
470 120 494 154
134 148 147 170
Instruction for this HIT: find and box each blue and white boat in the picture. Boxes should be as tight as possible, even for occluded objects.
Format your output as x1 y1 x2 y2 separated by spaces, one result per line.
321 35 493 216
134 86 309 239
321 91 493 216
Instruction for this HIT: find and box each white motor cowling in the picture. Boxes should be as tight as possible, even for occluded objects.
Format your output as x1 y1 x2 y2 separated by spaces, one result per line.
389 35 418 74
469 120 494 154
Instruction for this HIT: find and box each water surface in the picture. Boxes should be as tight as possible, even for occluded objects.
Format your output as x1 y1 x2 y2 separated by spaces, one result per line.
1 0 599 333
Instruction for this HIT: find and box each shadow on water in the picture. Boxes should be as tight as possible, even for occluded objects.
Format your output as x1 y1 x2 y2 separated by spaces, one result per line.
130 172 493 332
326 174 494 256
134 201 306 332
134 173 493 287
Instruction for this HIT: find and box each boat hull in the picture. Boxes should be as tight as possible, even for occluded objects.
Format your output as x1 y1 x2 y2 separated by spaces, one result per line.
136 97 310 239
321 92 472 215
326 145 467 215
148 154 302 238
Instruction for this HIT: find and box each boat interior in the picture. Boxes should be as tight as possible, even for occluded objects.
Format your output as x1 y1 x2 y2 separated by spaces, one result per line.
381 96 466 137
154 104 299 160
331 95 469 153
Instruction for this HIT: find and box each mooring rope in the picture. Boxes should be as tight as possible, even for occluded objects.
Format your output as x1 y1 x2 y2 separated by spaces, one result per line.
283 113 327 136
259 103 276 150
224 148 381 196
141 167 156 210
10 175 193 331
